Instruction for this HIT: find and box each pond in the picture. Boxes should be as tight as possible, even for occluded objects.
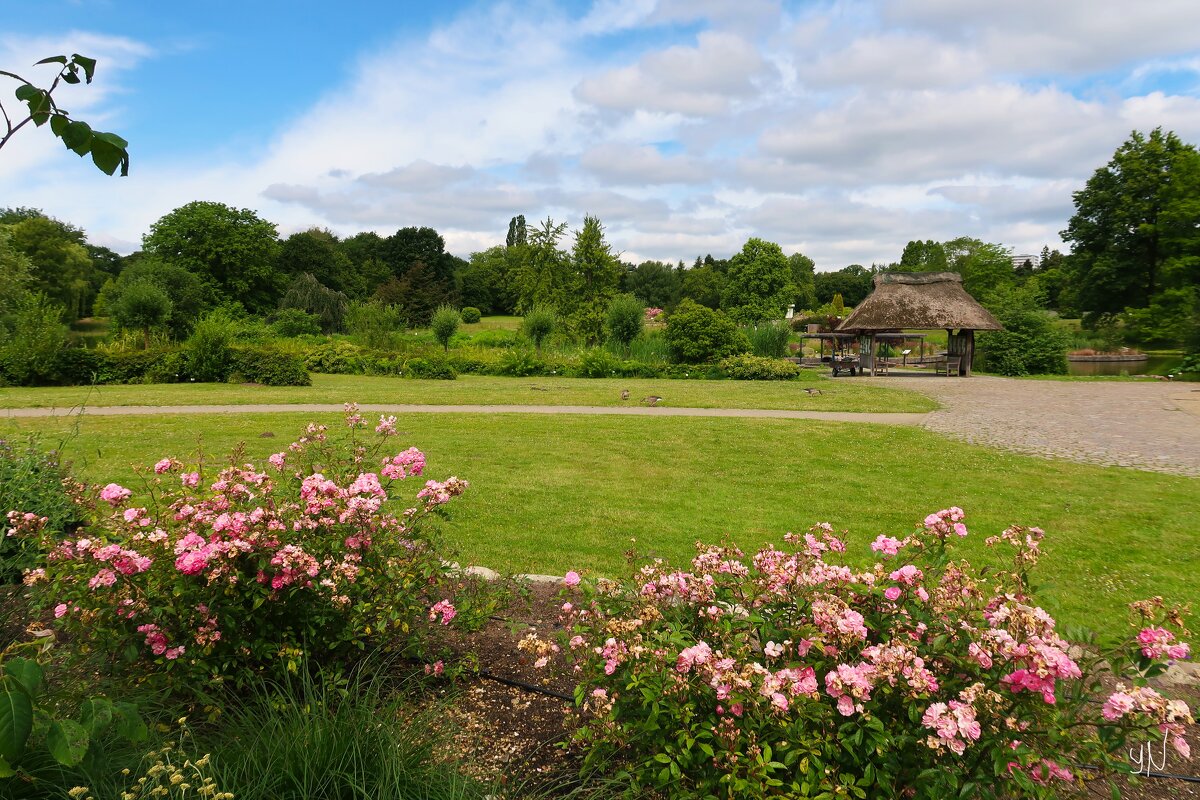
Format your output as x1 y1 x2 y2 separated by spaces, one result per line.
1067 352 1183 377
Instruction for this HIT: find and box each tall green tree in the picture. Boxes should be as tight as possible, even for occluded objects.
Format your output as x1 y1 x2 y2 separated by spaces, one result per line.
624 260 680 309
722 238 794 323
897 240 949 273
680 263 726 309
95 256 210 338
814 265 874 307
514 218 569 314
1063 128 1200 317
506 215 527 248
788 252 818 311
0 228 34 319
564 216 623 344
3 212 94 319
279 228 360 297
943 237 1014 302
143 201 282 313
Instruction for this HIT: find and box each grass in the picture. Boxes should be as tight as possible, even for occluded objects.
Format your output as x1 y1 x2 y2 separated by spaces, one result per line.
4 411 1195 633
0 372 938 413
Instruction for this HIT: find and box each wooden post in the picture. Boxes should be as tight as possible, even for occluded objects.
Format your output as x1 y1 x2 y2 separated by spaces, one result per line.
964 330 974 376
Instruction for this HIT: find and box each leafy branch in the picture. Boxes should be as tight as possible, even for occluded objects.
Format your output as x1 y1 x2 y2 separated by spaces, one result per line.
0 53 129 176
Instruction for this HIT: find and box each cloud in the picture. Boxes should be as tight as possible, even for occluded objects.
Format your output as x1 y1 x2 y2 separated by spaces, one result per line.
575 31 774 116
578 142 715 184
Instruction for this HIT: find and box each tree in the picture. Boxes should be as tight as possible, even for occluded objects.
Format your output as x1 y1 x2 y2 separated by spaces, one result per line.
112 281 172 349
680 264 726 309
788 252 818 310
515 218 569 314
813 265 874 307
942 237 1014 302
506 215 527 248
0 54 129 175
0 228 34 319
664 299 750 363
1063 128 1200 319
624 260 680 309
564 215 623 344
606 294 644 355
280 272 348 334
4 212 95 319
430 305 460 352
722 238 794 323
96 256 210 338
279 229 359 297
143 201 282 313
897 240 948 273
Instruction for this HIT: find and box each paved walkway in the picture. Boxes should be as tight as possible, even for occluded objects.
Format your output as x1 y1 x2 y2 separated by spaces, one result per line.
863 376 1200 477
1 403 928 425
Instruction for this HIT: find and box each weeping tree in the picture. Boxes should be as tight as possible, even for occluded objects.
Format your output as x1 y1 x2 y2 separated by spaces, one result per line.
112 280 172 349
280 272 347 334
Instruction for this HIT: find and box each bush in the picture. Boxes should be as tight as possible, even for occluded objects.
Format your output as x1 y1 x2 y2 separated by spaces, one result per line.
96 349 181 385
469 329 520 349
52 347 102 385
302 341 368 374
576 348 621 378
718 354 801 380
496 349 546 377
745 321 791 358
346 301 403 350
533 510 1195 799
664 299 750 363
403 356 457 380
111 281 173 348
229 347 311 386
0 436 85 583
20 408 487 697
430 305 461 353
185 309 237 382
606 294 645 355
521 306 555 355
269 308 322 337
460 306 482 324
978 309 1070 376
0 293 67 386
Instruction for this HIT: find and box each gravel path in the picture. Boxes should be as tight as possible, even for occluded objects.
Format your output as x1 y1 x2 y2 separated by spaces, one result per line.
863 376 1200 477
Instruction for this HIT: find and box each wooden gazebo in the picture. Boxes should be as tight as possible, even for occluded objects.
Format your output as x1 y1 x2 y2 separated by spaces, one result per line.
837 272 1003 376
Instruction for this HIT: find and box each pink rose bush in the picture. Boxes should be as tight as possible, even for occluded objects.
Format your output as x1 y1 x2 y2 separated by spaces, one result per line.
18 406 485 695
531 510 1193 798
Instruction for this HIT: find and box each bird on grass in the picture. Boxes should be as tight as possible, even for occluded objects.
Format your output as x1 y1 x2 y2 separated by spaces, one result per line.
804 388 823 396
644 396 662 406
620 389 630 400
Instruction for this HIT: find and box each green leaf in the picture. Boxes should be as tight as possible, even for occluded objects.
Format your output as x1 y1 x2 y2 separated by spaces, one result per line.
3 659 43 700
14 84 40 102
0 754 13 778
90 137 128 176
49 113 69 138
61 120 93 155
34 55 68 66
70 55 97 82
47 719 89 766
113 703 147 743
80 698 113 737
93 130 129 149
0 691 32 764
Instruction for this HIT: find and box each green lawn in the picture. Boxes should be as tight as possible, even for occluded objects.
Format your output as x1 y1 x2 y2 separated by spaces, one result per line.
4 411 1195 634
0 373 937 413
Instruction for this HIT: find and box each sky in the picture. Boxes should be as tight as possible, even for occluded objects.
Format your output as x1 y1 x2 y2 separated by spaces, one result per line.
3 0 1200 270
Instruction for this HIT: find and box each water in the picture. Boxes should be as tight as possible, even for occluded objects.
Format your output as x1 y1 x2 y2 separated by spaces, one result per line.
1067 354 1183 377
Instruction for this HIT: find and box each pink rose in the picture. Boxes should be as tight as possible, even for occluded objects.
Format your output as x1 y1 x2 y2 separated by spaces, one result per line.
563 571 581 587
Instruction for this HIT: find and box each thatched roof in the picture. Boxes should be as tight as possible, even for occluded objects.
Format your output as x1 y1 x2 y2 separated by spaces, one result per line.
837 272 1003 332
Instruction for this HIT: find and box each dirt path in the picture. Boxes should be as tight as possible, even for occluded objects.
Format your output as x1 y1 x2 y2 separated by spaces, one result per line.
1 402 928 425
863 376 1200 477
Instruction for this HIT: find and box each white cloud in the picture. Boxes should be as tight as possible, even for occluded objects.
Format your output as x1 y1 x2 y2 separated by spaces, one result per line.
578 142 714 184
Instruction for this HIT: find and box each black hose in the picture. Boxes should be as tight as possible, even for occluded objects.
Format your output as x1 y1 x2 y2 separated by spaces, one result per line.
477 667 574 702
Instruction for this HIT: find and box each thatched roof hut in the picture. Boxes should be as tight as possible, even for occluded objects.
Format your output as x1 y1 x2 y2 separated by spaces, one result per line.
837 272 1003 333
836 272 1002 376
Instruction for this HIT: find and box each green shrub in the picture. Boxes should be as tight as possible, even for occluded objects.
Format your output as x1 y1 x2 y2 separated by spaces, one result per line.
576 348 621 378
269 308 322 337
229 348 311 386
521 306 555 356
664 299 750 363
430 305 461 353
718 353 801 380
978 309 1070 376
0 436 84 583
303 341 368 374
52 347 103 385
95 350 180 384
605 294 644 355
745 320 791 358
0 293 68 386
346 301 403 350
460 306 482 324
496 349 545 377
468 329 520 349
403 356 457 380
185 309 237 382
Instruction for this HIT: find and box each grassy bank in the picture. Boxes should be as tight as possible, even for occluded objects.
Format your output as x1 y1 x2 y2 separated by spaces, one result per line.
3 411 1194 633
0 372 938 413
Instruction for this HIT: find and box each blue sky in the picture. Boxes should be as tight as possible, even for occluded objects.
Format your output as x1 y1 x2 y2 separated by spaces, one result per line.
3 0 1200 266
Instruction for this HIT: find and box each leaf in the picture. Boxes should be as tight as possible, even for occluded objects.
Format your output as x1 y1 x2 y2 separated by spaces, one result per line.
61 120 93 155
0 691 32 764
93 130 129 149
90 138 128 176
47 719 89 766
70 55 97 83
113 702 147 743
34 55 68 66
80 698 113 737
0 754 13 778
49 113 69 138
3 659 42 700
13 84 40 102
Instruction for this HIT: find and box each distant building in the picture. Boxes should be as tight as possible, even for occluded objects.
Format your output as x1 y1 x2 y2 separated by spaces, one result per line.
1011 253 1039 271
